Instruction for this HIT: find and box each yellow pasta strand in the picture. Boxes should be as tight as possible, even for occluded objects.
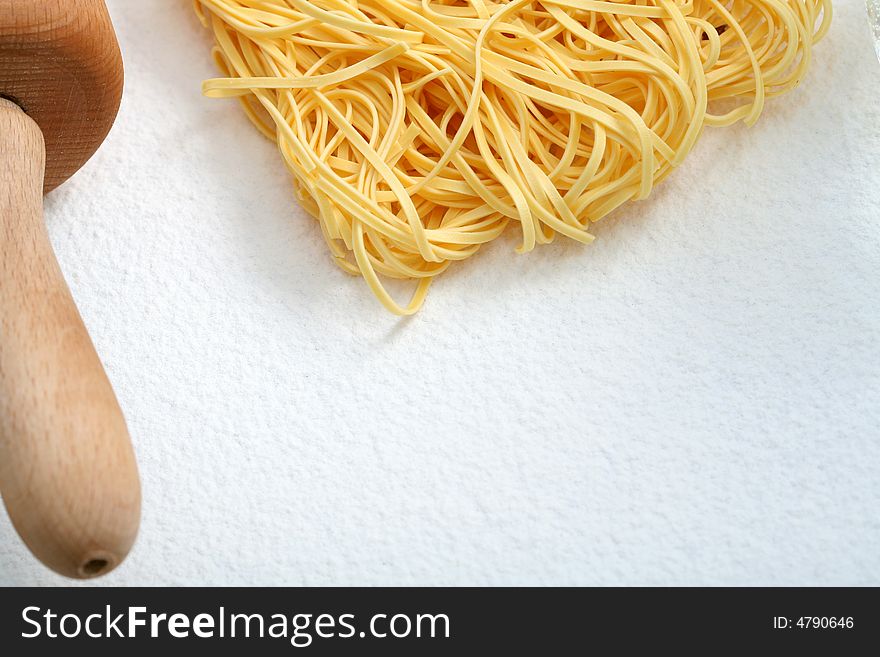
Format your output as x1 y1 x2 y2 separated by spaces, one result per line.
194 0 831 314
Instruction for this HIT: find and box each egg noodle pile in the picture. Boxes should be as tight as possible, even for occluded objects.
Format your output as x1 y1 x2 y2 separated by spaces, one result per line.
194 0 831 313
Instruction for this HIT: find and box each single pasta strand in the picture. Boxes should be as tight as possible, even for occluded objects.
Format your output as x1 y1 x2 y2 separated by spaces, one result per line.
194 0 831 315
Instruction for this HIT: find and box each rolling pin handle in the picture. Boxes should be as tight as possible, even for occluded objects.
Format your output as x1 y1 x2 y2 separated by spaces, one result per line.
0 99 140 579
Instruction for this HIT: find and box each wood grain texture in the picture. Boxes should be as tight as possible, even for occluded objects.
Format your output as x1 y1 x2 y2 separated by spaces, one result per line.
0 100 140 579
0 0 141 580
0 0 124 193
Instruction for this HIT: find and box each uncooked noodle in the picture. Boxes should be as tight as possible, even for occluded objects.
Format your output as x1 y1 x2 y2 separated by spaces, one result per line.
194 0 831 314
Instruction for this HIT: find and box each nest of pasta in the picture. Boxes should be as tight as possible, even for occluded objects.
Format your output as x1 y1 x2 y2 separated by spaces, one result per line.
195 0 831 313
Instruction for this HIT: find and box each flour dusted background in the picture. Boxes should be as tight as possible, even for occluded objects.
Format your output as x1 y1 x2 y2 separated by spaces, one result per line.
0 0 877 585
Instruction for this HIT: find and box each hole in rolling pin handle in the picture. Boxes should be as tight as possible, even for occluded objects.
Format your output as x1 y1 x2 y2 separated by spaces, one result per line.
81 558 110 577
78 550 119 578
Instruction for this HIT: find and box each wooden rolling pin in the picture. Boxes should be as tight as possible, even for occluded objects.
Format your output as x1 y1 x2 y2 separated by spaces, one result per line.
0 0 140 578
